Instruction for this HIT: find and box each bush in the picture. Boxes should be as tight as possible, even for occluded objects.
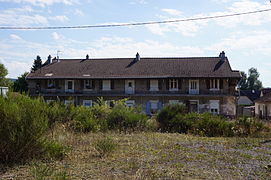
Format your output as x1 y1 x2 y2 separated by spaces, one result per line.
0 94 66 164
0 95 48 164
71 106 99 133
107 100 148 132
90 98 111 131
156 104 187 132
94 137 117 157
191 113 234 137
233 117 266 136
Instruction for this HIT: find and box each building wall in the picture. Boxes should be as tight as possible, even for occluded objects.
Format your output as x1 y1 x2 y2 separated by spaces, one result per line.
42 95 236 116
255 102 271 120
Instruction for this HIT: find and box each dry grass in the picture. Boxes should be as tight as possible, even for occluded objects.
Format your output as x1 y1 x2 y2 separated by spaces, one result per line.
1 125 271 180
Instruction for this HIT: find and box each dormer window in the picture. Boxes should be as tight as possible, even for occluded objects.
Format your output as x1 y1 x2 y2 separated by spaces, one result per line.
169 79 178 91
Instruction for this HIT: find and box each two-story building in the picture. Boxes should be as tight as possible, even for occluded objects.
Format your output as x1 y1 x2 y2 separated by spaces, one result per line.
26 51 241 116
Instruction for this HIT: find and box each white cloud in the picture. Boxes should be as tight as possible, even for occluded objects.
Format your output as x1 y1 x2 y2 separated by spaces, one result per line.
206 30 271 56
0 0 78 7
74 9 84 16
51 32 61 40
49 15 69 22
130 0 147 5
0 7 48 25
162 9 182 16
0 58 31 78
0 6 70 25
146 0 271 36
10 34 23 40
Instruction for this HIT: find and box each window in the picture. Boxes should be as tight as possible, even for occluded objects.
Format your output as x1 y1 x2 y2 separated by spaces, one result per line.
84 80 92 89
210 79 220 89
190 81 197 90
125 100 135 107
102 80 111 91
189 80 199 94
65 80 74 92
150 100 159 114
169 79 178 91
209 100 220 115
47 79 55 88
64 100 73 105
83 100 92 107
169 100 182 105
150 80 158 91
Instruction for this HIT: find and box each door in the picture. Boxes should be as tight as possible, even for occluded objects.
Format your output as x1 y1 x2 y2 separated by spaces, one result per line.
189 100 199 113
65 80 74 93
189 80 199 94
125 80 135 94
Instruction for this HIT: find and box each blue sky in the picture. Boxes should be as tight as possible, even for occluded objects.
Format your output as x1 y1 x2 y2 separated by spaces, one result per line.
0 0 270 86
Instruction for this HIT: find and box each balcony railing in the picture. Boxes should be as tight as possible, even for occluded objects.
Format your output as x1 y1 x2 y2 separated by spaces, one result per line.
29 88 231 96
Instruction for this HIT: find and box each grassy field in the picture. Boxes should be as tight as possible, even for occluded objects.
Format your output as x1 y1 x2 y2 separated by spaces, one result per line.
1 125 271 180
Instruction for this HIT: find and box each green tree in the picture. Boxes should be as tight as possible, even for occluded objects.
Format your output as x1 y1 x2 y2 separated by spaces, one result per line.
31 55 42 72
238 68 263 90
0 63 8 86
239 71 248 90
13 72 29 93
247 68 263 90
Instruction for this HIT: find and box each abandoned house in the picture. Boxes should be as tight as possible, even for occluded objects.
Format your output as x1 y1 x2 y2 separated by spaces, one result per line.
26 51 241 116
255 91 271 120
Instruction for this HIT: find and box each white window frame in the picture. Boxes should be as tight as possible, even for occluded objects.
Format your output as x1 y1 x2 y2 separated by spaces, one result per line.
125 80 135 94
210 79 220 90
102 80 111 91
150 100 159 114
169 100 183 105
125 100 135 107
65 80 74 93
209 100 220 115
84 80 93 90
150 80 159 91
64 100 73 105
189 80 199 94
83 100 93 107
169 79 178 91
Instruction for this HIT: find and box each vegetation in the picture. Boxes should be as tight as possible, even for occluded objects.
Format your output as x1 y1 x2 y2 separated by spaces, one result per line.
239 67 263 90
13 72 29 93
0 94 270 179
0 63 10 87
156 104 267 137
0 94 66 165
31 55 42 72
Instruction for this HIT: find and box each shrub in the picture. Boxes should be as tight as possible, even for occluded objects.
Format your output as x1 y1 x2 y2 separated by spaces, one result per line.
0 94 67 164
156 104 187 132
107 100 148 131
233 117 266 136
94 137 117 157
31 163 69 180
191 113 234 137
90 97 111 131
0 95 48 164
71 106 99 133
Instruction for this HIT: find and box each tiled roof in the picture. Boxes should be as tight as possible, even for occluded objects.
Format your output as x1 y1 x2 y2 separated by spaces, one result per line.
255 92 271 103
26 56 241 79
240 90 261 102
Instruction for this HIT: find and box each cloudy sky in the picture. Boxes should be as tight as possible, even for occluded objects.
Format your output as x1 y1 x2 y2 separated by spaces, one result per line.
0 0 271 86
